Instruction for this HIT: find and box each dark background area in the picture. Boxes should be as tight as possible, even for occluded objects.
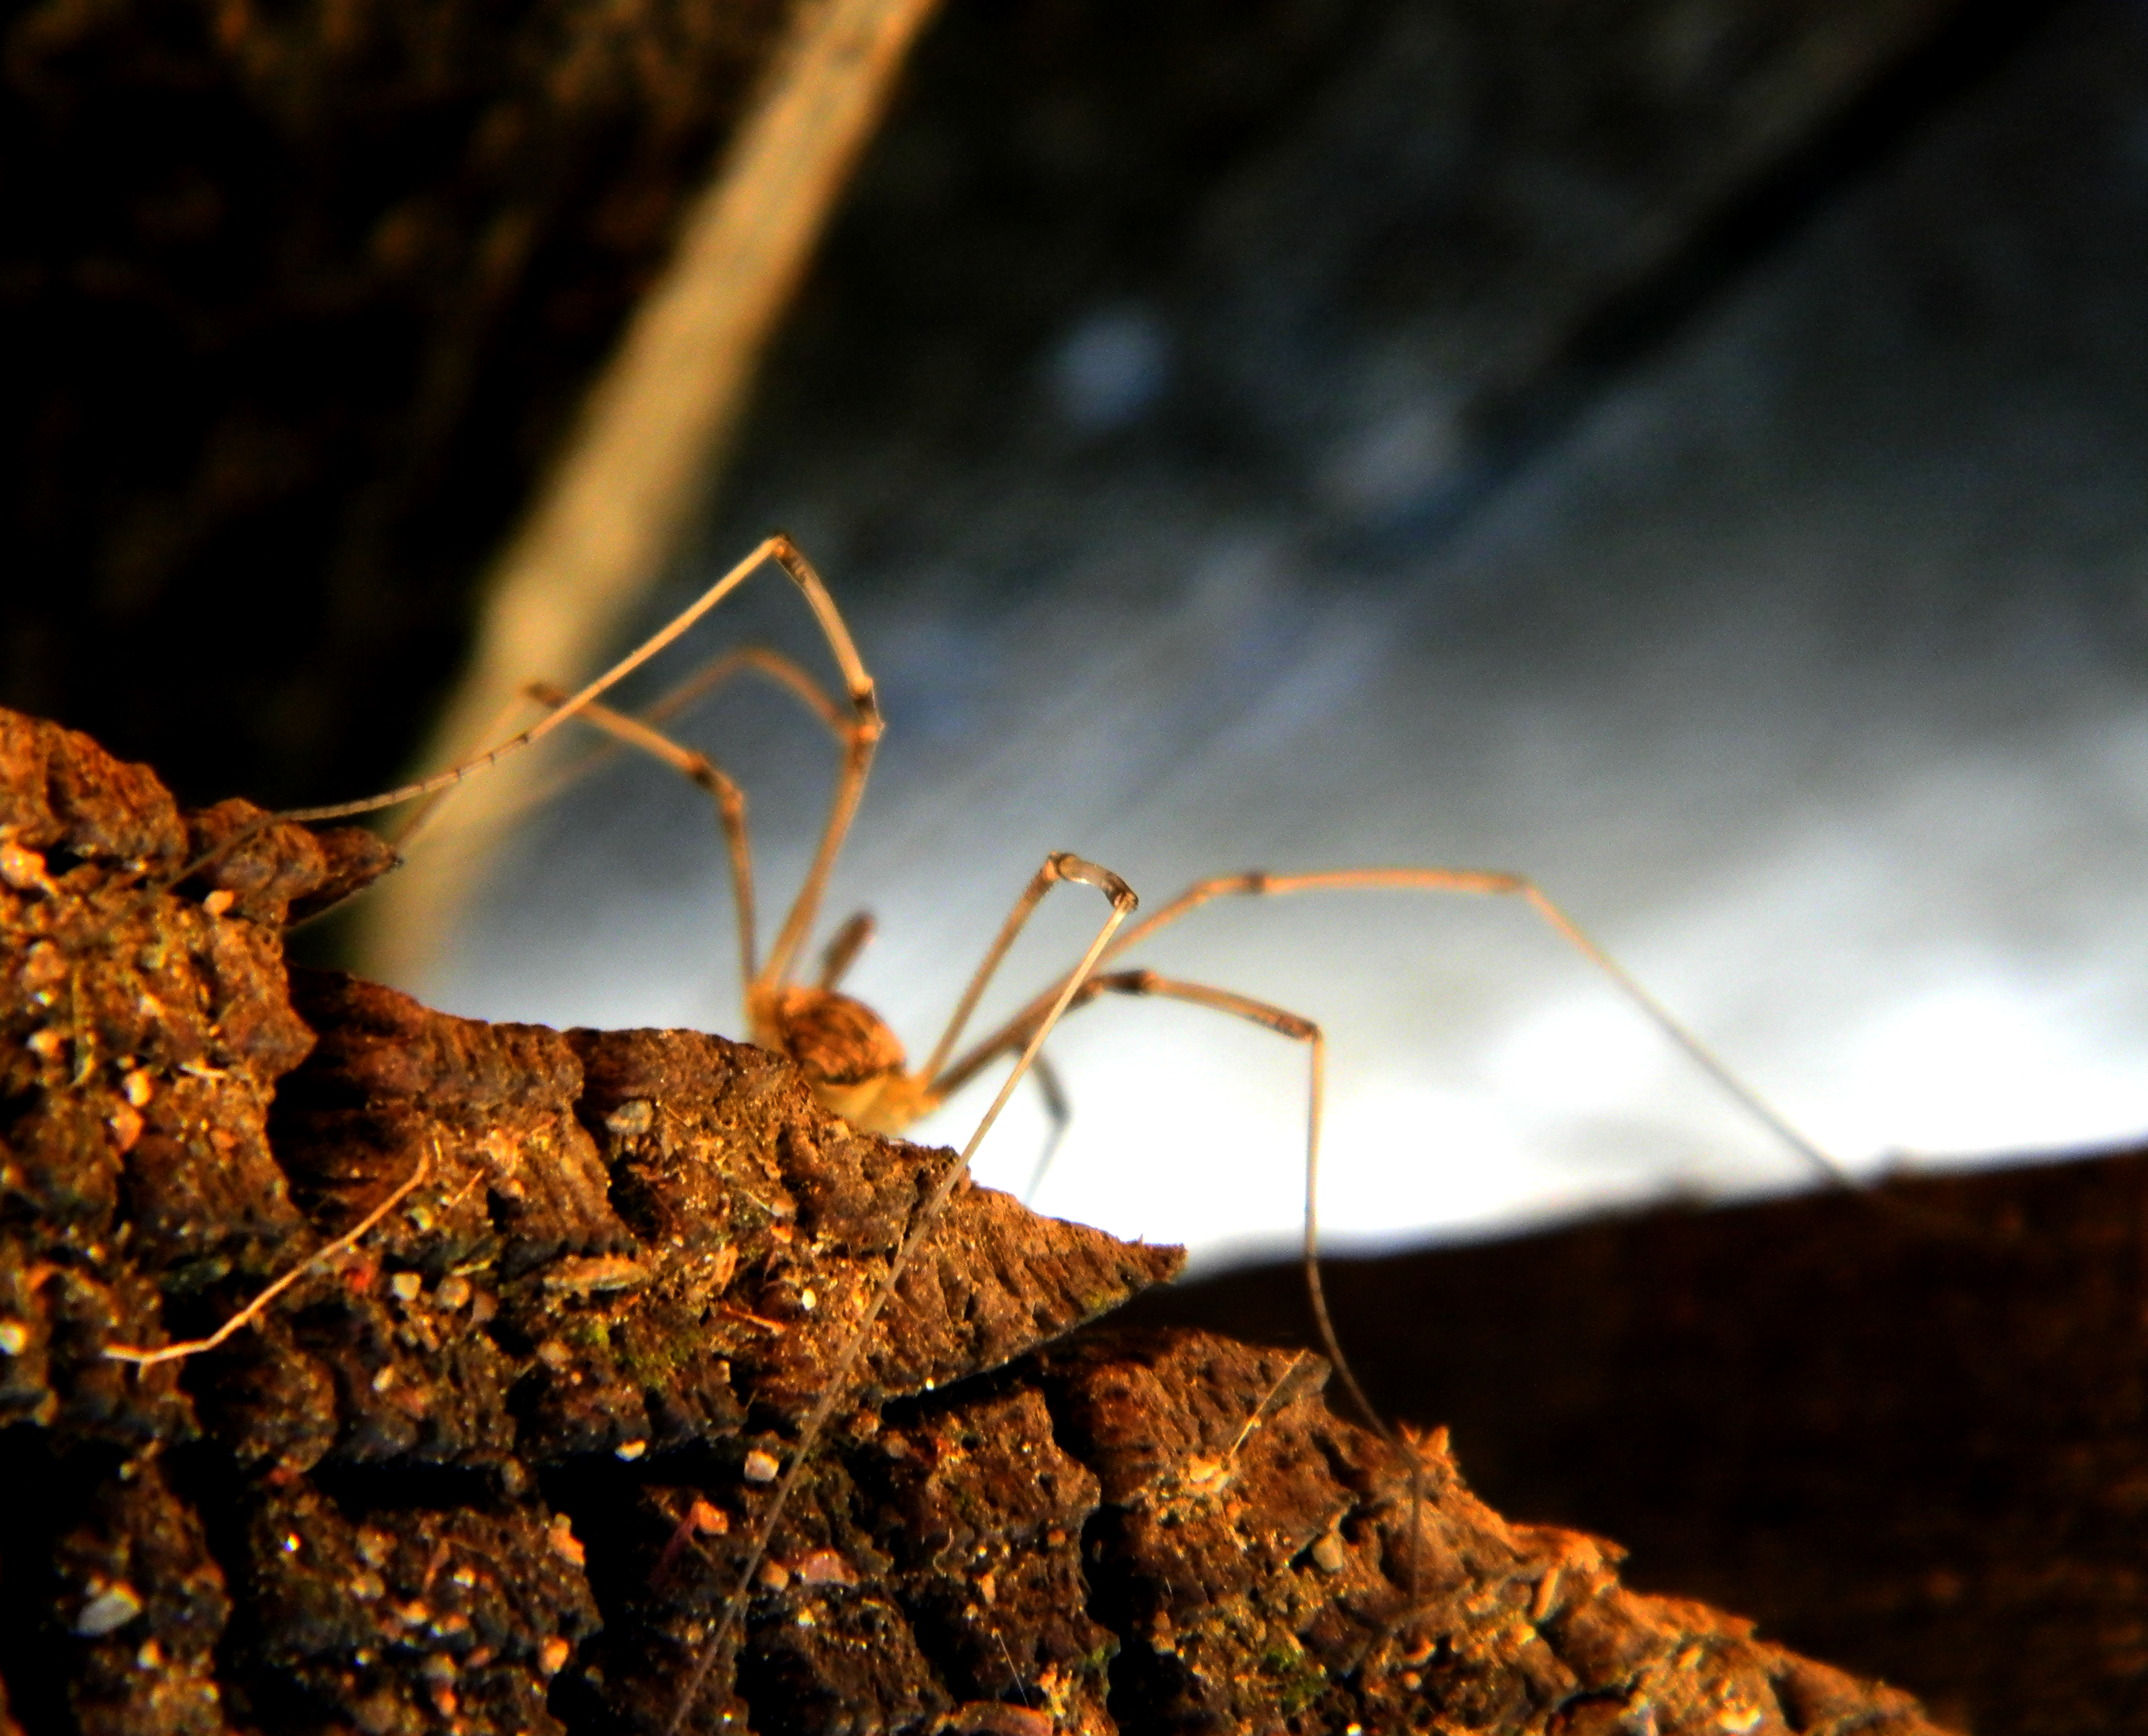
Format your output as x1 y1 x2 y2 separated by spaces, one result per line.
3 0 2046 810
2 0 790 806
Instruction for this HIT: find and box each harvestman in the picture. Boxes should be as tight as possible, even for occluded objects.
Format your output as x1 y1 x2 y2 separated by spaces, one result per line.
185 536 1847 1731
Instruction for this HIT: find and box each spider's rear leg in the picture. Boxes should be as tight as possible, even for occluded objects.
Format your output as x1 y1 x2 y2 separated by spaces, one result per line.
433 641 865 860
816 910 877 989
263 536 877 950
1054 968 1386 1437
949 865 1850 1194
664 854 1139 1736
527 682 762 1001
282 535 821 834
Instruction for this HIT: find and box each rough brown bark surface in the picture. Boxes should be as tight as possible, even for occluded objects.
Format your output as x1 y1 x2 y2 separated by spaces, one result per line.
1132 1148 2148 1736
0 707 1950 1735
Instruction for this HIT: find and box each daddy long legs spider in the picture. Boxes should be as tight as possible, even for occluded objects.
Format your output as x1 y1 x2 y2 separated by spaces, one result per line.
260 533 1844 1733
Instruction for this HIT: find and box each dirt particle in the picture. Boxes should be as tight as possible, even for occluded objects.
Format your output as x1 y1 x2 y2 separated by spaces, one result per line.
75 1583 143 1636
792 1549 856 1587
543 1255 649 1294
605 1099 654 1137
0 841 49 891
548 1514 586 1566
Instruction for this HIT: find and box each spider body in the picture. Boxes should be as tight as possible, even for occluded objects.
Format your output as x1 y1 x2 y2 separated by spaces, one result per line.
274 534 1841 1736
751 981 928 1134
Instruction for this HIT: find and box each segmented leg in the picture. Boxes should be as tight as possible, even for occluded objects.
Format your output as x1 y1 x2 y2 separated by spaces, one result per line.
661 853 1137 1736
251 538 883 970
522 682 764 1010
936 866 1845 1186
815 910 877 989
439 644 859 853
282 537 873 828
1075 969 1382 1430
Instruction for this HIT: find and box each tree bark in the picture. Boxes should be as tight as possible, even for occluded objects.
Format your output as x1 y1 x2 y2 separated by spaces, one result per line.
0 707 1949 1735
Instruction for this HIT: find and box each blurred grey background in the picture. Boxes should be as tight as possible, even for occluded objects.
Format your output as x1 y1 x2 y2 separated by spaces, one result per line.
414 0 2148 1271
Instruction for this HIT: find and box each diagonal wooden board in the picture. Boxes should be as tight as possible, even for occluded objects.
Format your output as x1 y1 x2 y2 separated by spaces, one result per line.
360 0 943 992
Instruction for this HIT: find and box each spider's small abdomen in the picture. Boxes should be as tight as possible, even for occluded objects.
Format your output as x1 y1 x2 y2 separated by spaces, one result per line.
756 985 906 1087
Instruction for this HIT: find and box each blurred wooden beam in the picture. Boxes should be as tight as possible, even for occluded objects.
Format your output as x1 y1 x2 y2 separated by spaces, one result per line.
356 0 940 989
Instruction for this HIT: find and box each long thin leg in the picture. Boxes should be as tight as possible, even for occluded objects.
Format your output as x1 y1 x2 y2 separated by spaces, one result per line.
646 645 853 737
663 853 1137 1736
1033 968 1381 1436
918 856 1077 1083
268 536 883 914
522 682 762 1009
256 536 881 997
816 911 876 990
277 536 818 826
1019 1051 1071 1205
390 692 546 855
443 645 860 853
937 867 1848 1186
981 964 1431 1602
752 543 882 992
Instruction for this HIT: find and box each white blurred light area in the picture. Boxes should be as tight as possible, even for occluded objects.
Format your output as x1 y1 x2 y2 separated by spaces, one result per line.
430 583 2148 1277
421 14 2148 1274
